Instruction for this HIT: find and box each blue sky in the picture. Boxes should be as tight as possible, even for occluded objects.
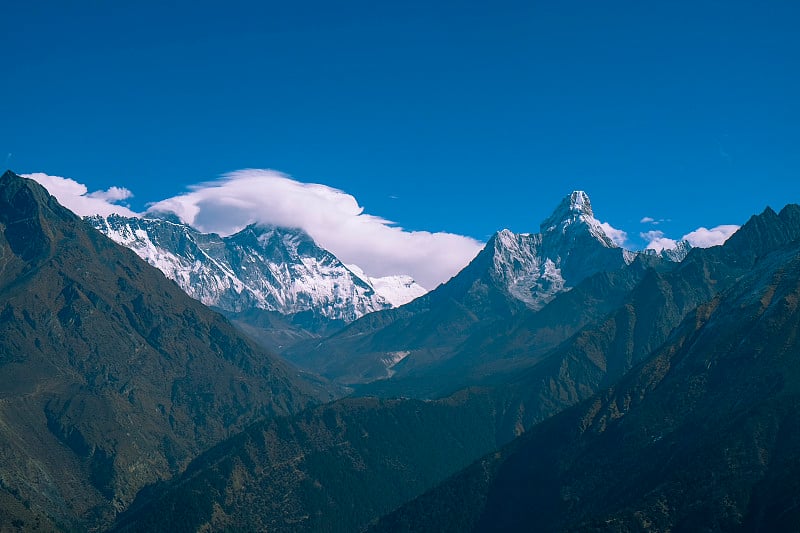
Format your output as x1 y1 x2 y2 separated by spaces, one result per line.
3 1 799 283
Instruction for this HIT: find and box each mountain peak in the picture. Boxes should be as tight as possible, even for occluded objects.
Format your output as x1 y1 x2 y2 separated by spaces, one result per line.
0 168 20 181
540 190 596 233
0 170 81 265
537 190 618 251
1 170 56 209
567 190 593 216
89 213 426 320
466 190 629 310
145 210 185 225
724 203 800 259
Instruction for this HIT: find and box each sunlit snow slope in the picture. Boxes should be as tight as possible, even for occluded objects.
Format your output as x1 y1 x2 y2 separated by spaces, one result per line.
88 215 426 321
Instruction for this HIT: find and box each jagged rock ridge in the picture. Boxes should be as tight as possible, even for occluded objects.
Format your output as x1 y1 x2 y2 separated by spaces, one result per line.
486 190 683 310
87 214 426 322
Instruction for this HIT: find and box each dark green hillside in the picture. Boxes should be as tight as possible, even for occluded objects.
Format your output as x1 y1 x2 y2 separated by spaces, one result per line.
113 394 506 533
0 171 320 530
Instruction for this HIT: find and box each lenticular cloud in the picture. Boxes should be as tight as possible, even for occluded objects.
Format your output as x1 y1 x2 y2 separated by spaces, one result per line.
147 169 482 288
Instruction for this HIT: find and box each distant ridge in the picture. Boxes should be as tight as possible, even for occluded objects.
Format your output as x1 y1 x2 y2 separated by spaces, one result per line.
88 214 426 321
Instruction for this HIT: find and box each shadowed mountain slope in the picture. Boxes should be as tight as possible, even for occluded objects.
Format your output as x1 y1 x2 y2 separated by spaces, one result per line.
0 171 323 530
284 191 639 392
371 205 800 532
112 394 508 533
111 203 800 532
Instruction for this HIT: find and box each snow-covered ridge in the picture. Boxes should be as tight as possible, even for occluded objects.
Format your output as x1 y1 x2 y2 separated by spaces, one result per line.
484 191 688 310
88 191 686 320
539 190 617 247
346 264 428 307
644 240 692 262
87 214 427 321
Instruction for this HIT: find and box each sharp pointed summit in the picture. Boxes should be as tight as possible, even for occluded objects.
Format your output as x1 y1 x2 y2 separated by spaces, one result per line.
539 190 617 249
570 189 592 211
290 190 669 390
473 190 630 310
541 191 594 222
540 190 594 230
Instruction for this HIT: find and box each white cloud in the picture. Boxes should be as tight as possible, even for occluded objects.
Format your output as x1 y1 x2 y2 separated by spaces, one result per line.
640 216 669 225
147 169 483 288
88 186 133 202
29 167 738 290
640 224 740 252
24 173 139 218
640 230 678 252
599 221 628 247
682 225 739 248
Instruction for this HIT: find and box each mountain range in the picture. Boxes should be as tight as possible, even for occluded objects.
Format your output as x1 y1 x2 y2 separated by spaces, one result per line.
2 168 799 532
87 214 426 323
107 198 800 532
87 191 690 385
372 204 800 532
282 190 689 395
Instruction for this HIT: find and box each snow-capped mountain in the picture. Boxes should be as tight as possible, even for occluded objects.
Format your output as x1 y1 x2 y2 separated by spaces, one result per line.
345 264 427 308
480 190 637 310
287 190 690 389
87 214 426 321
643 240 693 262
